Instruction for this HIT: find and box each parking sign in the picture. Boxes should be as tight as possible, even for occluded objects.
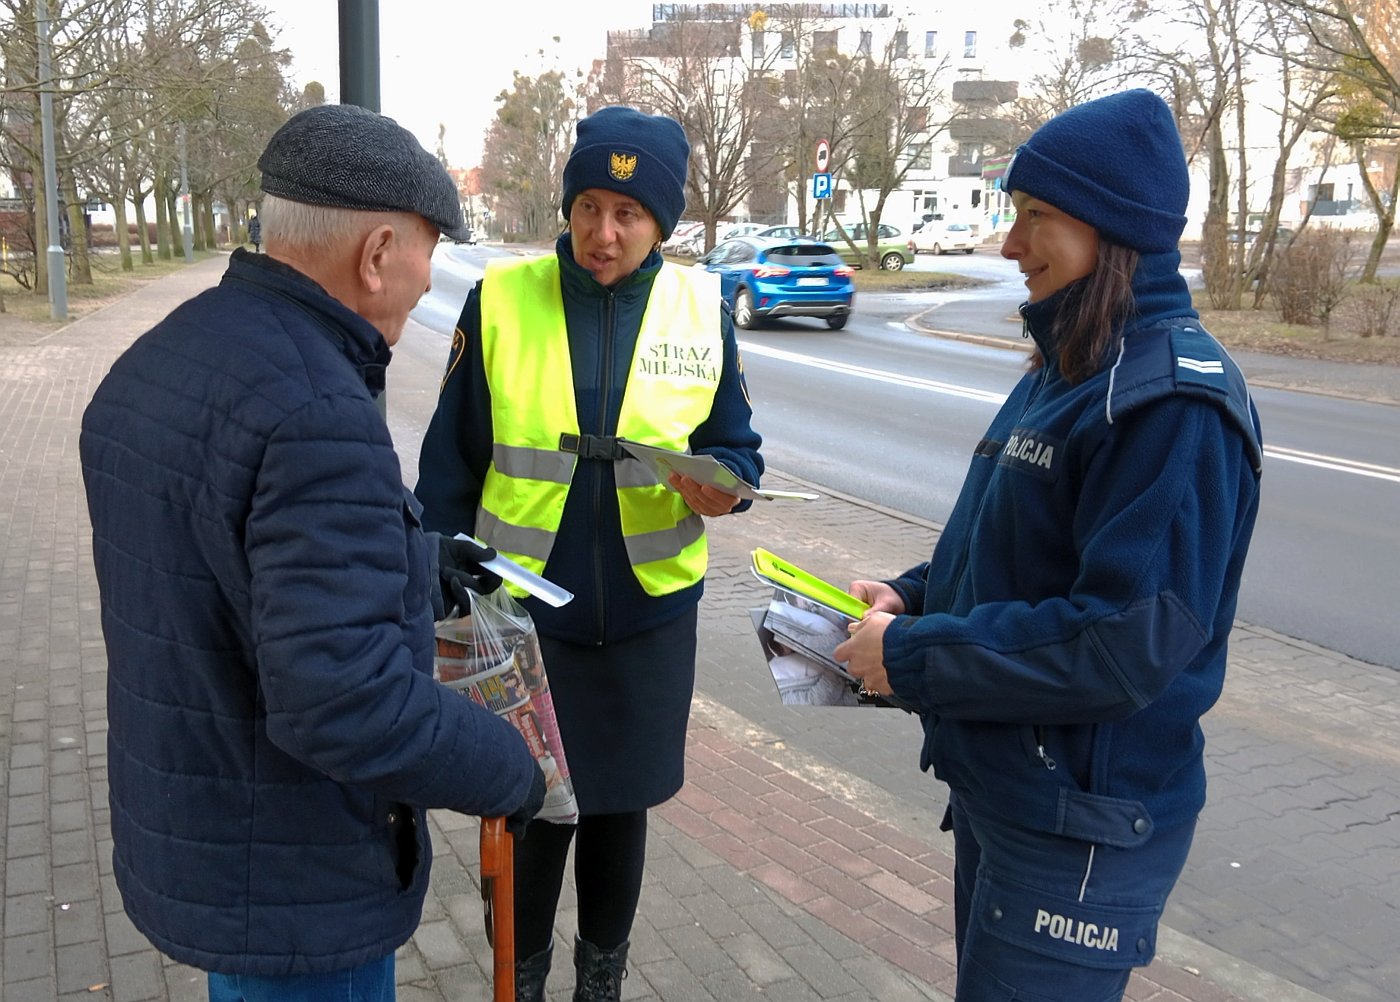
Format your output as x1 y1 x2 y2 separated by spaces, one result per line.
812 173 832 199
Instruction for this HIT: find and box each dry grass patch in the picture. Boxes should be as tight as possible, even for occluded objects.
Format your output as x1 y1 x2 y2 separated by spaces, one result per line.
1196 284 1400 367
0 250 221 331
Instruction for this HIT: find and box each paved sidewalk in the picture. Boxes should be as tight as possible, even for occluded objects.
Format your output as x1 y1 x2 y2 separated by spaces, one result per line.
1 257 1392 1001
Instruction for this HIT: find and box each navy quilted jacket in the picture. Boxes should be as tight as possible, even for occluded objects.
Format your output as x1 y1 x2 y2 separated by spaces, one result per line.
883 252 1263 844
80 250 538 975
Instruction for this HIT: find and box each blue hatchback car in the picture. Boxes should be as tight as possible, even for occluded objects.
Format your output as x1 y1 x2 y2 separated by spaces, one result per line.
695 236 856 330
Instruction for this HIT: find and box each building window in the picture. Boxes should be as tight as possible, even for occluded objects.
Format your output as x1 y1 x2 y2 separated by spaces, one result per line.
752 31 765 59
814 30 837 55
834 189 848 214
781 31 794 58
964 30 977 58
925 30 938 57
906 106 928 132
894 30 908 59
858 30 872 56
910 143 932 170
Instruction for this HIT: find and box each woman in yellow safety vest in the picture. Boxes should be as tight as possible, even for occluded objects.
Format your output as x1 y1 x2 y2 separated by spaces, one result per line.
416 106 763 1002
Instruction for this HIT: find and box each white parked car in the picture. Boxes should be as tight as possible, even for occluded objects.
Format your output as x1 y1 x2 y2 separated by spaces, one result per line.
715 222 767 244
661 220 705 254
911 221 978 255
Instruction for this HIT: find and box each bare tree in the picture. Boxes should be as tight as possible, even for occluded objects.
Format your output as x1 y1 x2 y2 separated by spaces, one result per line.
480 68 580 239
1118 0 1333 308
839 25 951 268
1 0 288 290
1007 0 1138 130
599 8 784 252
1277 0 1400 279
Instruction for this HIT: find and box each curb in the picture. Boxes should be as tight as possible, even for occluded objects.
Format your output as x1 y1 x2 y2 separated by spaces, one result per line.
901 305 1400 407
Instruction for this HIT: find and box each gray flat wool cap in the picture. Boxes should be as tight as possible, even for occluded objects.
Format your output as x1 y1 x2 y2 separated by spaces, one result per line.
258 104 470 241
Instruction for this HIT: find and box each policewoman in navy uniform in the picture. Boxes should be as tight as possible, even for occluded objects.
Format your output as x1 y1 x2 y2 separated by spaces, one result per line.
415 106 762 1002
835 90 1263 1001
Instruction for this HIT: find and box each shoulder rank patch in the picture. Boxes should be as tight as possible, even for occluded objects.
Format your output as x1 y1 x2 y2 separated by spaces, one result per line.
1170 326 1228 393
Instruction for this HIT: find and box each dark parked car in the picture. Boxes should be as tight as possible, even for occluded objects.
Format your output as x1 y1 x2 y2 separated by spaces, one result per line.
695 236 855 330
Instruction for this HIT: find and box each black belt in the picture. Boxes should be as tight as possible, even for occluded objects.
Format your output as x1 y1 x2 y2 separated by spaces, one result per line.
558 433 627 461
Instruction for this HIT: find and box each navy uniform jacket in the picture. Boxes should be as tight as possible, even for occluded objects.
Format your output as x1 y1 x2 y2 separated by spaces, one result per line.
80 250 538 975
883 253 1263 846
415 234 763 645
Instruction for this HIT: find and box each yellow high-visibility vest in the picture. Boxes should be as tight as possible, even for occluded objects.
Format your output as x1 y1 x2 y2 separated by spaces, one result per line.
477 255 722 597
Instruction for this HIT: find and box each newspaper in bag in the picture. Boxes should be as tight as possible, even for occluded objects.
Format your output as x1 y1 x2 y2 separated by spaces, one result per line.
434 587 579 824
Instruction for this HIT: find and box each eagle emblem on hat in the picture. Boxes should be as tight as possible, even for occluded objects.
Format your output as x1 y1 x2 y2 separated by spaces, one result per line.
609 151 638 182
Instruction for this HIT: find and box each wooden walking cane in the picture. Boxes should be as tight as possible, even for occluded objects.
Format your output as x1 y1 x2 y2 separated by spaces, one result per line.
480 816 515 1002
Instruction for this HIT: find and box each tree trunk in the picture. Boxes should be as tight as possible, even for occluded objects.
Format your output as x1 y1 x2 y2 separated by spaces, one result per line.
191 193 206 251
154 168 171 260
113 196 133 272
33 169 49 297
201 192 218 250
62 174 93 285
132 187 153 265
1363 206 1395 284
1355 142 1398 284
166 190 182 255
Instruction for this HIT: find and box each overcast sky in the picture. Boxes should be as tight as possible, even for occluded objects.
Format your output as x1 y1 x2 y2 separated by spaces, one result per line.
258 2 656 168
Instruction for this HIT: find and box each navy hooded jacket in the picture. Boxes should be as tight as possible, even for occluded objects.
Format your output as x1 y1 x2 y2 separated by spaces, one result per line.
79 250 539 975
882 252 1263 845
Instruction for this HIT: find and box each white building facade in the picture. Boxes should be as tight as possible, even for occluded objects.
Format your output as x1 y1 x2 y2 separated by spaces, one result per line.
606 3 1388 244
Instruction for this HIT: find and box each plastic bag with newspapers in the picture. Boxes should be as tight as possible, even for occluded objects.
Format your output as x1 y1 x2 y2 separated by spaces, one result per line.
434 587 579 825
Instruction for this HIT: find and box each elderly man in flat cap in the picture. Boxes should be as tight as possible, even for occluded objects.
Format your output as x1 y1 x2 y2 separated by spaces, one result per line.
79 104 546 1002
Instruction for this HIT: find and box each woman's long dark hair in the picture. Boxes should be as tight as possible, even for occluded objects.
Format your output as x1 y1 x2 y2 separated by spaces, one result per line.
1029 241 1140 384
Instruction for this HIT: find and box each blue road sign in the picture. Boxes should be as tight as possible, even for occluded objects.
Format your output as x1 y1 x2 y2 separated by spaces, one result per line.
812 172 832 199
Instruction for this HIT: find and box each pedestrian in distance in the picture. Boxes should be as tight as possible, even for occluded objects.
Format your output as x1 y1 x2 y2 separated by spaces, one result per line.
247 210 261 252
834 88 1263 1002
415 105 764 1001
79 103 546 1002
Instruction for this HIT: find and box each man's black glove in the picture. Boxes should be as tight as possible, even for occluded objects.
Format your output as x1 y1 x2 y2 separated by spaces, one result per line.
438 535 503 615
506 763 548 839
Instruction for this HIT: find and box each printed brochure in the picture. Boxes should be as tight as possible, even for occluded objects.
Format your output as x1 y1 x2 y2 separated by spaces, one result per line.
749 548 913 710
617 440 819 501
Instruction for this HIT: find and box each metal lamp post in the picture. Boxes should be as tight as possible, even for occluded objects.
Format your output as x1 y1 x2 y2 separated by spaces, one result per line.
35 0 66 319
339 1 384 417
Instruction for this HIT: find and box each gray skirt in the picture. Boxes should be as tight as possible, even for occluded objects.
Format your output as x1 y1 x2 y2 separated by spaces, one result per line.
539 605 698 815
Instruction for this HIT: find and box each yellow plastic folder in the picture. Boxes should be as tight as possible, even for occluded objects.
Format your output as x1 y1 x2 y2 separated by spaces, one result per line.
750 547 870 620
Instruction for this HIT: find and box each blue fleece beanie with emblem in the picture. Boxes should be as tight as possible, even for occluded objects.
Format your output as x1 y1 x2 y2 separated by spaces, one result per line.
561 106 689 238
1004 89 1189 254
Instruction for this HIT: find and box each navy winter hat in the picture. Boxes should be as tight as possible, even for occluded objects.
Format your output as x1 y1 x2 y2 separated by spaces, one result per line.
1004 89 1189 254
561 107 689 238
258 104 470 241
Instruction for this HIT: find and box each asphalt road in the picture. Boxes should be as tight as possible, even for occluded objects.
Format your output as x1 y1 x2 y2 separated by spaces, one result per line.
412 243 1400 673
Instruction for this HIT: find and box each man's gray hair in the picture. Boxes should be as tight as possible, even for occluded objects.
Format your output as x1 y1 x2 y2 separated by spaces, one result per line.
259 194 383 252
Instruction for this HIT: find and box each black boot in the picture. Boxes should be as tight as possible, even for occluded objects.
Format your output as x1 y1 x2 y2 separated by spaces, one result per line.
516 940 553 1002
572 935 628 1002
